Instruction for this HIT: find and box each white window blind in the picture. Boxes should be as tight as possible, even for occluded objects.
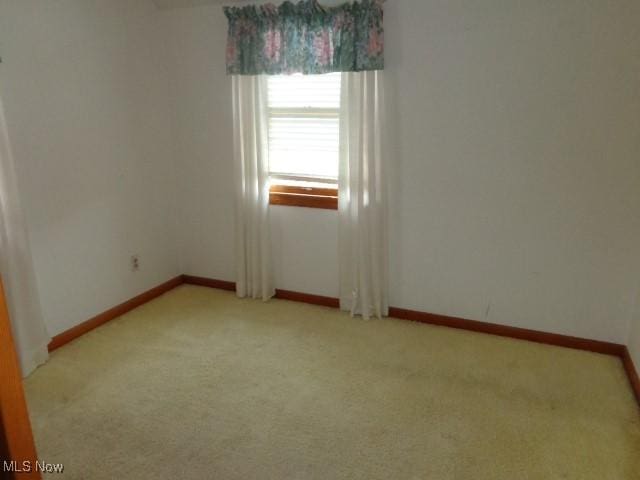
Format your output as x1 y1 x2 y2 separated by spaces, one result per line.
267 73 341 182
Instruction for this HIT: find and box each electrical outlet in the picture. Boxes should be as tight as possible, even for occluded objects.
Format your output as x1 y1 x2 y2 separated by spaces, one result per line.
130 255 140 272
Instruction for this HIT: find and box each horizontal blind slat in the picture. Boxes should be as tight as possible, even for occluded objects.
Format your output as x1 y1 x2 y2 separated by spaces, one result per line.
267 73 341 180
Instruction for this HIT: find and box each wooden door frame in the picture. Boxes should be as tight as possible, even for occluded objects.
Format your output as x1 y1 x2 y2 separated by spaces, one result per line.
0 278 41 479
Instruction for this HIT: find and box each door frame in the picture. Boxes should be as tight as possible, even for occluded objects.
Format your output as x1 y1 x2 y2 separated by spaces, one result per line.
0 278 41 479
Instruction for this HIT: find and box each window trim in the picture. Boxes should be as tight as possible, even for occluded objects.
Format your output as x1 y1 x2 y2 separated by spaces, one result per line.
269 183 338 210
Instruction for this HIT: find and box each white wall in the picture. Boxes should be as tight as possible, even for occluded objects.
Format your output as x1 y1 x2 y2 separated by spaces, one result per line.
163 0 640 343
0 0 180 336
384 0 640 344
1 0 638 345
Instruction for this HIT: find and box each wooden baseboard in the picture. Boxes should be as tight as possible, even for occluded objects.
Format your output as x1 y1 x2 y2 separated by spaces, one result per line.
181 276 340 308
387 307 625 357
47 275 184 352
46 273 640 407
274 289 340 308
181 276 624 354
182 275 235 292
621 347 640 406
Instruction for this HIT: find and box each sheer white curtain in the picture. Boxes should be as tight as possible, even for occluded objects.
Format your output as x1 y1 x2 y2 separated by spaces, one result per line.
338 70 388 320
0 95 50 376
232 75 275 300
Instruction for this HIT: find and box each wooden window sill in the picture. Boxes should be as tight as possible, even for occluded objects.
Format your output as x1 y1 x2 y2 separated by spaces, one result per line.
269 184 338 210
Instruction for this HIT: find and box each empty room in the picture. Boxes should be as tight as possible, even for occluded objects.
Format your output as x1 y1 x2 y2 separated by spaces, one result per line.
0 0 639 478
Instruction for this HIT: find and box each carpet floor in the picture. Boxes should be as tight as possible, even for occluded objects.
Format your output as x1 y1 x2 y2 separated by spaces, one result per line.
25 285 640 479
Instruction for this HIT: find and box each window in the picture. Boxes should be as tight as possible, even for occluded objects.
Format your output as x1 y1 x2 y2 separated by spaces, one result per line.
267 73 341 209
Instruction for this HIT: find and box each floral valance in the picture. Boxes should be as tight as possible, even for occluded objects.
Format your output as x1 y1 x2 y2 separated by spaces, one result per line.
223 0 384 75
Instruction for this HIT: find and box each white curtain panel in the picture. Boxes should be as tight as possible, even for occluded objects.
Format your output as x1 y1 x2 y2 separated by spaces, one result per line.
232 75 275 301
0 96 50 376
338 70 389 320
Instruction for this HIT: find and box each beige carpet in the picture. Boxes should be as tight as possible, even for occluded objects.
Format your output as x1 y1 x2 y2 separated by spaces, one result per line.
25 285 640 479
